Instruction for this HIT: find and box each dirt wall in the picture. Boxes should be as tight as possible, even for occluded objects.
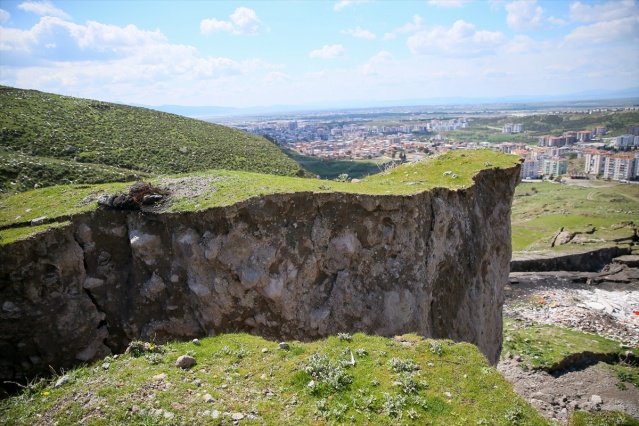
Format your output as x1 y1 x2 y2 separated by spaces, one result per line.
0 165 519 383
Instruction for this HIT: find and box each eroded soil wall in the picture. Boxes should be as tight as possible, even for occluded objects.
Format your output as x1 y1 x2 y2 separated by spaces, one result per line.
0 166 519 382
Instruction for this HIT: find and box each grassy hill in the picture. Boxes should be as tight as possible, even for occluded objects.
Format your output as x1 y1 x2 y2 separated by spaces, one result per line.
0 333 548 425
0 86 307 194
511 180 639 253
0 150 520 244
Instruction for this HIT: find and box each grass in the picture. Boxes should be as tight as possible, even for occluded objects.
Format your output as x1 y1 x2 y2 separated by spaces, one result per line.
0 333 549 426
282 148 387 180
568 410 639 426
502 319 638 370
511 181 639 253
0 86 306 194
0 150 520 244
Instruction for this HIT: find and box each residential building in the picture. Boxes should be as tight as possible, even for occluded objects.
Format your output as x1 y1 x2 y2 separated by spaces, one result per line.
542 158 568 176
592 126 607 136
603 154 636 180
614 134 637 148
584 150 609 175
576 131 592 142
520 158 539 179
626 125 639 136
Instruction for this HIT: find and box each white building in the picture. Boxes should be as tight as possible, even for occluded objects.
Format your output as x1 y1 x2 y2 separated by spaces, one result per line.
584 151 609 175
520 159 539 179
603 154 636 180
614 134 636 148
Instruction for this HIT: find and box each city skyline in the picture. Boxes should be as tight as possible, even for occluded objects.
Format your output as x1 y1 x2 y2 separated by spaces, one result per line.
1 0 638 108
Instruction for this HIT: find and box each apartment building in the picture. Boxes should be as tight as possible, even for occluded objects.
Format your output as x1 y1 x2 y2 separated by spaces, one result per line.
584 150 609 175
603 154 636 180
542 158 568 176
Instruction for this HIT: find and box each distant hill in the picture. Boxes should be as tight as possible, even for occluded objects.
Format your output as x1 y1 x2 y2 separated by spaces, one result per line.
0 86 307 193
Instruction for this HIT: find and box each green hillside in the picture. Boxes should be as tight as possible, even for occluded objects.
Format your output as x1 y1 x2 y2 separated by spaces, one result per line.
0 86 307 193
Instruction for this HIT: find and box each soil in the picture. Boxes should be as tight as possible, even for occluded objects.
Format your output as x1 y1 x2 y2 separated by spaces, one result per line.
498 268 639 424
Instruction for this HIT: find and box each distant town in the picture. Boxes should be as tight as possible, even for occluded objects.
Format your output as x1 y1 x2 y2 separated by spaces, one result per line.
223 106 639 182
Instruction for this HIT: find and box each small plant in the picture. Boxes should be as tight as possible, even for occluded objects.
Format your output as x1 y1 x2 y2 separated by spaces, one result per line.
145 353 163 365
338 332 353 342
382 393 407 418
387 357 420 373
504 406 524 424
396 372 427 394
334 173 350 182
355 348 368 357
430 341 443 356
304 353 353 394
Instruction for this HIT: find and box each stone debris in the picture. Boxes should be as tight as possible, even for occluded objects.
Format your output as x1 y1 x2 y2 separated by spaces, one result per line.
505 270 639 346
54 374 70 388
203 393 215 403
175 355 197 369
192 338 201 346
279 342 289 350
231 412 245 420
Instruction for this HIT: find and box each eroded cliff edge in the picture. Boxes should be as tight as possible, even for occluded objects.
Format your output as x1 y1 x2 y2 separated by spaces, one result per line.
0 163 520 382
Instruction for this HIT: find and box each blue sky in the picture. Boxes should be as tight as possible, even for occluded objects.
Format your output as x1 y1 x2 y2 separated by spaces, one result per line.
0 0 637 108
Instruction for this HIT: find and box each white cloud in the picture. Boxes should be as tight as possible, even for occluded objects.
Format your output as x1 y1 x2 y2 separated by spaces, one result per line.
200 19 233 34
200 7 263 36
396 15 424 33
309 44 346 59
383 15 423 40
263 71 291 83
565 16 639 44
569 0 638 23
343 26 376 40
0 9 10 24
0 14 279 105
408 20 505 56
427 0 470 8
506 0 543 30
359 50 394 76
547 16 568 26
17 0 70 19
334 0 369 12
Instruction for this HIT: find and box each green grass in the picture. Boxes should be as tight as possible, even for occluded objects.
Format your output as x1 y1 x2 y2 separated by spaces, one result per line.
511 181 639 252
0 150 520 244
502 320 637 370
0 149 150 193
0 333 549 426
0 86 306 194
282 148 387 180
568 410 639 426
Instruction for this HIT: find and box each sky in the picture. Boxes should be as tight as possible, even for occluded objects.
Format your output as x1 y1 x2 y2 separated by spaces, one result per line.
0 0 638 108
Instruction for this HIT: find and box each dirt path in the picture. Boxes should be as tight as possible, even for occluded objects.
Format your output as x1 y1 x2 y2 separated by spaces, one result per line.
499 270 639 424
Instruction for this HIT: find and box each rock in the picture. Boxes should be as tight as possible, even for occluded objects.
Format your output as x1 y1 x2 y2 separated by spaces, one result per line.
0 162 520 384
590 395 602 405
444 391 452 398
163 411 175 419
171 402 185 410
193 379 202 386
30 216 47 226
192 338 201 346
101 362 110 370
97 195 115 207
153 373 167 380
279 342 289 350
54 374 70 388
261 348 268 353
175 355 196 369
142 194 164 205
204 394 215 403
211 410 221 419
231 413 244 420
